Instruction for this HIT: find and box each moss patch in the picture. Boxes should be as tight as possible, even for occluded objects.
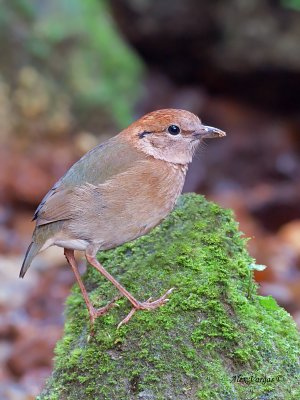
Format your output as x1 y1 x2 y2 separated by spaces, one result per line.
38 194 300 400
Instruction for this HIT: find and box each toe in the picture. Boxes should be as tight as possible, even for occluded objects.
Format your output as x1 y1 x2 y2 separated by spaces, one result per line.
117 308 137 329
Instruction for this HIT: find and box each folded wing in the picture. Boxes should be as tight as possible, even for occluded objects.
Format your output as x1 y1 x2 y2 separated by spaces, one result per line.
33 137 145 226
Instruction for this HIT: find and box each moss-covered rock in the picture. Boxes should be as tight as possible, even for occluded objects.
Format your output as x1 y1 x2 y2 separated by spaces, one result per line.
38 194 300 400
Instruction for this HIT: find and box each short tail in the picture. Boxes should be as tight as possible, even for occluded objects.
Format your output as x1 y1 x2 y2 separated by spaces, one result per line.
20 241 42 278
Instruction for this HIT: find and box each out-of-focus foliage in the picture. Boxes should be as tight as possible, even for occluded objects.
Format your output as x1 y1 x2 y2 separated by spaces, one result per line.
281 0 300 10
0 0 143 140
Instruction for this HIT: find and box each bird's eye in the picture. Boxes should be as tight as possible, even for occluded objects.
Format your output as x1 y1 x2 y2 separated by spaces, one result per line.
168 125 180 135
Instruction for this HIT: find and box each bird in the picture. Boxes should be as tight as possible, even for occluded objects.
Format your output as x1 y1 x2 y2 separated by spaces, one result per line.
20 109 225 328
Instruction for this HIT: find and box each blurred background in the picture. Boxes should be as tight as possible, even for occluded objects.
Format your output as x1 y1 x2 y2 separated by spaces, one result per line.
1 0 300 398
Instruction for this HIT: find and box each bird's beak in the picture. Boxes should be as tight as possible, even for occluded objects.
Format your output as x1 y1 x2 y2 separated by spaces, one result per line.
194 125 226 139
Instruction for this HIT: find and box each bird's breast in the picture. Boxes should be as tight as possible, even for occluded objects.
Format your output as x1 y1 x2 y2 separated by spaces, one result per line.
98 159 187 249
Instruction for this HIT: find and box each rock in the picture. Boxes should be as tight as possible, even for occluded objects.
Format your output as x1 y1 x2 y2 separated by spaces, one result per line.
7 325 61 377
110 0 300 112
111 0 300 70
20 367 53 398
0 384 30 400
0 256 38 308
279 219 300 254
37 194 300 399
137 389 156 400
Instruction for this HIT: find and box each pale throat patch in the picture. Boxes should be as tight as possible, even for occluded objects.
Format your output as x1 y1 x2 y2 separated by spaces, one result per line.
135 137 195 165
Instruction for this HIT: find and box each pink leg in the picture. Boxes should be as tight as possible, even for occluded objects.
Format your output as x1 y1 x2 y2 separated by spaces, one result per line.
86 253 174 328
64 249 119 328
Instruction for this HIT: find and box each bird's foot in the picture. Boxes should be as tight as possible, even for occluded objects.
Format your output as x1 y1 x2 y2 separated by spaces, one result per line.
117 288 174 328
89 295 121 334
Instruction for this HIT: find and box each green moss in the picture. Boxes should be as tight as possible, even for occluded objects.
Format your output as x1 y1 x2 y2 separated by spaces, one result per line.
38 194 300 400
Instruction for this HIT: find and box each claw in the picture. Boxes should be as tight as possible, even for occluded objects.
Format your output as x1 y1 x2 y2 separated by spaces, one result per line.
88 295 122 334
93 295 121 317
117 287 175 328
166 287 175 295
117 308 137 329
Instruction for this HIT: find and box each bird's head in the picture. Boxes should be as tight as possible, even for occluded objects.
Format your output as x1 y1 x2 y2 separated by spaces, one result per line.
121 109 226 164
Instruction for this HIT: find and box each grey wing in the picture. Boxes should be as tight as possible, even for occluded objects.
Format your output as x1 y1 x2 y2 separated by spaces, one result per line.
34 184 99 226
33 137 144 226
33 141 110 222
33 178 63 221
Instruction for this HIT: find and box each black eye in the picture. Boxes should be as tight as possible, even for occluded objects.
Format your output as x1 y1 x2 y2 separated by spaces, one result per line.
168 125 180 135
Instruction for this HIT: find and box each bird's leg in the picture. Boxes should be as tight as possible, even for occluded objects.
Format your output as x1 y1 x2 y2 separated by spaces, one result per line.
64 249 119 328
86 253 174 328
